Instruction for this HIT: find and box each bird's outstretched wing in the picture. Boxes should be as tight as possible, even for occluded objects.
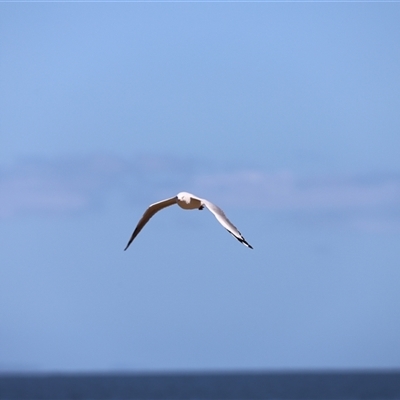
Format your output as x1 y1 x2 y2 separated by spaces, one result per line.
201 198 253 249
124 196 177 250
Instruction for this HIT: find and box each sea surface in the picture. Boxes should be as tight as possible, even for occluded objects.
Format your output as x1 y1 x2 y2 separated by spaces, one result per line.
1 371 400 400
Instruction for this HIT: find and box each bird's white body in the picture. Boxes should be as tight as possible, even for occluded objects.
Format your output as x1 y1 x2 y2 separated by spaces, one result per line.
124 191 253 250
176 192 203 210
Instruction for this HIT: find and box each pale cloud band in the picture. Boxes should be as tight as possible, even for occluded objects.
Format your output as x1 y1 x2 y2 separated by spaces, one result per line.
1 155 399 232
194 171 400 210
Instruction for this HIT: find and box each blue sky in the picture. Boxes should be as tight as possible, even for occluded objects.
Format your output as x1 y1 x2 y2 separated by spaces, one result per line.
1 3 400 372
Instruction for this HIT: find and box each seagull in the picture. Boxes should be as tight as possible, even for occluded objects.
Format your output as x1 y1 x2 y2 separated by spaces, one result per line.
124 192 253 250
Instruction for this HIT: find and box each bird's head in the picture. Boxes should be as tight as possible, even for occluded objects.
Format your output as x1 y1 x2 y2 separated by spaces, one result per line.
177 192 192 204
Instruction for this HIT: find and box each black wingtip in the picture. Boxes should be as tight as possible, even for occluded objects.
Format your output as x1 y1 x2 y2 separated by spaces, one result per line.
226 229 253 249
237 233 253 249
235 232 253 249
242 239 253 249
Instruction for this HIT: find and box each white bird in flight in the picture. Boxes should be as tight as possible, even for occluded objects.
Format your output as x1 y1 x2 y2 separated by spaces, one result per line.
124 192 253 250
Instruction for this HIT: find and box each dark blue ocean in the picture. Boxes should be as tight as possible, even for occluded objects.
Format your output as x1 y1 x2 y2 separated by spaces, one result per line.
1 371 399 400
